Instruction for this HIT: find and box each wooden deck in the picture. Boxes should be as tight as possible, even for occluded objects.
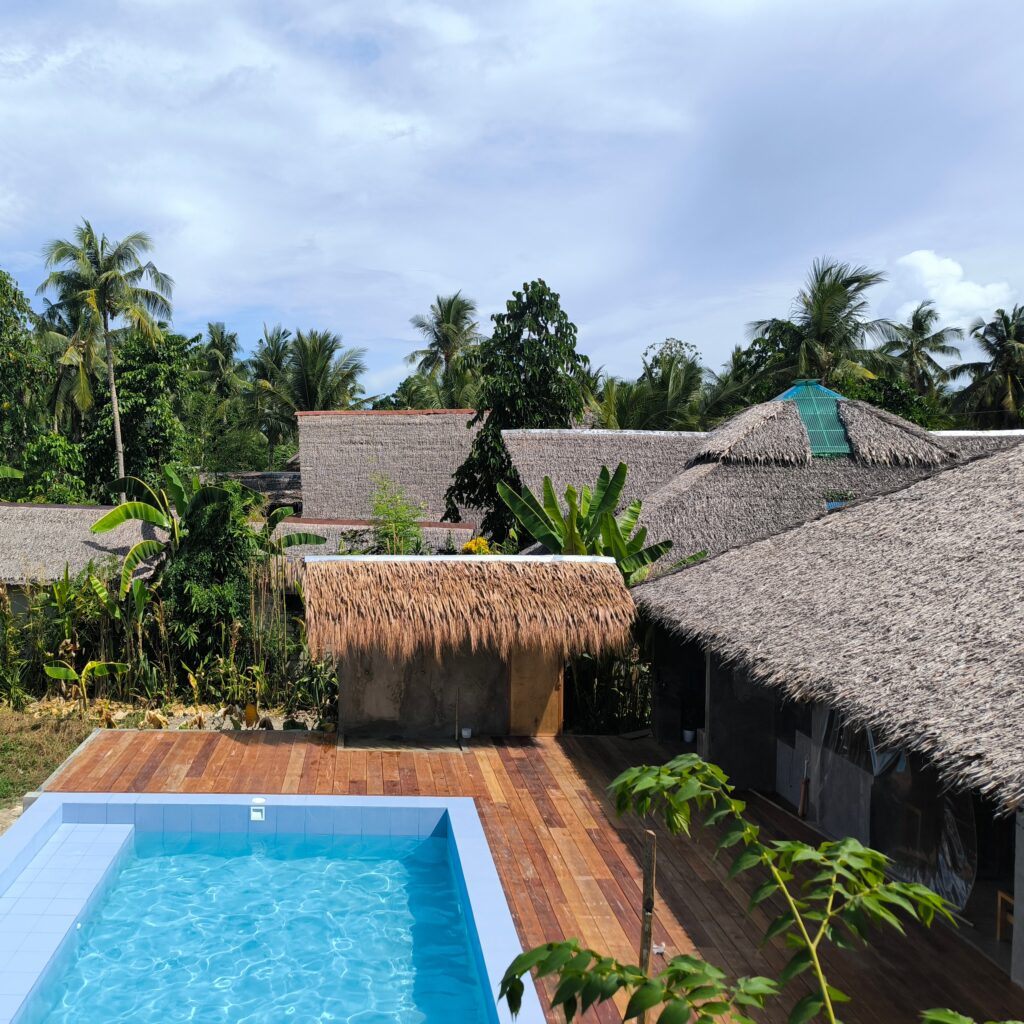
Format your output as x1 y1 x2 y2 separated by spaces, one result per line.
50 731 1024 1023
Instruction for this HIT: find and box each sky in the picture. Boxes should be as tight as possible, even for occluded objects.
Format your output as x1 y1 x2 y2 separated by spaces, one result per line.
1 0 1022 395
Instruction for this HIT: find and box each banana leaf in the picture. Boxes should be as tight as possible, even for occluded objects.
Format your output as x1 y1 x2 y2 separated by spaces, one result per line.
497 480 564 552
119 539 166 597
92 501 170 534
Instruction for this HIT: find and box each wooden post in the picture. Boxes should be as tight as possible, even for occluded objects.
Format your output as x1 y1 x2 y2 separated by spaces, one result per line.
638 828 657 1023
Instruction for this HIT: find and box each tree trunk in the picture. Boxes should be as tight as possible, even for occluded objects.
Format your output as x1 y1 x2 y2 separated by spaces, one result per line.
103 311 126 503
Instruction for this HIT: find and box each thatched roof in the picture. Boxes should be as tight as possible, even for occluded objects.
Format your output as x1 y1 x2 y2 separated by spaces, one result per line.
635 443 1024 809
691 402 810 466
501 428 706 506
838 401 955 466
0 503 161 585
304 555 634 661
297 409 480 521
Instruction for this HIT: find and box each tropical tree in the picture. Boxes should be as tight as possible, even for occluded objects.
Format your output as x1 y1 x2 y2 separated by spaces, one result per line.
0 269 49 466
880 301 962 395
387 350 483 410
408 291 481 375
246 324 294 468
445 279 588 537
274 329 368 413
950 306 1024 427
38 221 173 496
592 342 706 430
497 463 674 584
198 322 246 409
36 298 102 431
748 258 893 388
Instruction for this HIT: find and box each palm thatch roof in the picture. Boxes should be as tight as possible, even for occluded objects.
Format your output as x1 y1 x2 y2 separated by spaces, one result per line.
0 504 161 585
691 402 810 466
635 443 1024 809
304 555 634 661
501 429 706 507
838 401 955 466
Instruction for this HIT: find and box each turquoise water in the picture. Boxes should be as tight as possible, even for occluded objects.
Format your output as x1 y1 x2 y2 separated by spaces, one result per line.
25 833 492 1023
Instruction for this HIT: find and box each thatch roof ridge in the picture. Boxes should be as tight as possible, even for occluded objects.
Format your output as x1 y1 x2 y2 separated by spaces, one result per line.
839 400 956 466
690 401 812 466
304 555 634 661
635 443 1024 808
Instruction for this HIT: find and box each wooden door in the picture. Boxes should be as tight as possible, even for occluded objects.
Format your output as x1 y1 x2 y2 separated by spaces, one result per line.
509 650 564 736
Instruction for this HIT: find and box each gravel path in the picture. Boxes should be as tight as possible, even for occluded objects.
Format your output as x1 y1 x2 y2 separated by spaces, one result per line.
0 802 22 837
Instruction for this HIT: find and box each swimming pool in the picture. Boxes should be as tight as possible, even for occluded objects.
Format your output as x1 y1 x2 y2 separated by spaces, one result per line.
0 794 543 1023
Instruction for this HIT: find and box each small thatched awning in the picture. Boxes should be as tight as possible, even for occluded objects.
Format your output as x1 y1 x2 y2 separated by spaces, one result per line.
304 555 635 661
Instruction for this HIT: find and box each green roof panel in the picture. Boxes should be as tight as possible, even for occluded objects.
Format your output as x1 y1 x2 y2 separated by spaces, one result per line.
773 380 852 457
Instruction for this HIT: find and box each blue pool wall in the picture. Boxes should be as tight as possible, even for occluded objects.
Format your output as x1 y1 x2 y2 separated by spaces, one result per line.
0 793 544 1024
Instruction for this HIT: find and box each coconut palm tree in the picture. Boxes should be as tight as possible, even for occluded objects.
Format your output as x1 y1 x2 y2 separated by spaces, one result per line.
246 324 294 468
271 329 368 413
397 350 483 410
590 349 705 430
950 306 1024 427
748 257 893 387
199 322 245 402
879 301 962 395
38 221 172 496
408 292 481 375
35 299 102 432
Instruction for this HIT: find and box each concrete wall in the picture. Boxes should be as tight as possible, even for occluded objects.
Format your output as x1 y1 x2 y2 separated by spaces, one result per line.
337 647 509 740
297 410 480 521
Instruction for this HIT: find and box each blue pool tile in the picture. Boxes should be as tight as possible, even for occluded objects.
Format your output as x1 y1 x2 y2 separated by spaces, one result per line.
332 810 360 836
190 805 220 833
162 805 190 833
273 806 305 834
134 805 162 832
62 805 105 825
389 808 418 837
218 806 248 833
104 803 136 825
44 899 83 918
10 897 50 916
30 914 76 936
55 882 94 901
418 808 447 838
304 807 333 836
7 946 54 974
361 807 389 836
0 932 21 952
0 991 23 1018
0 972 35 996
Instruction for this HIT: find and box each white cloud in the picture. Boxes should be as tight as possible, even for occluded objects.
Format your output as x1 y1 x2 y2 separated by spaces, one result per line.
892 250 1014 330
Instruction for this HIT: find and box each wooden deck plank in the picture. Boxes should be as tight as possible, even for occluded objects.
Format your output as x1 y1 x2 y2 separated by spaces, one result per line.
45 730 1024 1024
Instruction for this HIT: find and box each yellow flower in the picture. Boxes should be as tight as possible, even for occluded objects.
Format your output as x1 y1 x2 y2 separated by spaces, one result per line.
461 536 492 555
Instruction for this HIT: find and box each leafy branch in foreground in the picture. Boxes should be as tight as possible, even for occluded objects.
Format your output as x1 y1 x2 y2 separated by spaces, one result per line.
500 940 776 1023
501 752 1004 1024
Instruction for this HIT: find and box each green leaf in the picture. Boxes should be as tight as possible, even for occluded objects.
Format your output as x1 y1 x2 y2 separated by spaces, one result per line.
748 881 777 909
275 532 327 550
119 539 166 598
624 981 666 1019
787 994 824 1024
497 479 564 552
91 501 169 534
920 1011 974 1024
728 848 762 879
656 1001 691 1024
779 949 812 984
0 465 23 479
44 664 78 681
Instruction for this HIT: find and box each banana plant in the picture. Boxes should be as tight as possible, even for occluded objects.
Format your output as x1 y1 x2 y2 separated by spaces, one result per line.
497 463 674 584
255 505 327 554
91 466 231 597
0 466 23 479
45 659 128 712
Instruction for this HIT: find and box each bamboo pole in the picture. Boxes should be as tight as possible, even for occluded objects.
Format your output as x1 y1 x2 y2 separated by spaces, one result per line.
638 828 657 1023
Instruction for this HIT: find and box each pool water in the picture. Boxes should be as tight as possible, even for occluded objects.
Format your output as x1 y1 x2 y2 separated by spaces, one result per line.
22 833 492 1023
